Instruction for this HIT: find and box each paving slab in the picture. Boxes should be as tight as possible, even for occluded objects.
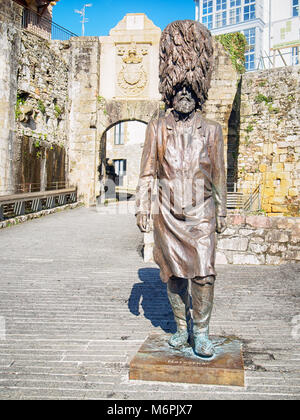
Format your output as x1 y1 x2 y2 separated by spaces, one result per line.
0 205 299 400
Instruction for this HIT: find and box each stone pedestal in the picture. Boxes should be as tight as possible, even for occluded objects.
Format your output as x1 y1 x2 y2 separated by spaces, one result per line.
129 332 244 387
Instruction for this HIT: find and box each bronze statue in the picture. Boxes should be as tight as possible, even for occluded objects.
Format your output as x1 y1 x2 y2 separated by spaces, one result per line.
136 20 227 358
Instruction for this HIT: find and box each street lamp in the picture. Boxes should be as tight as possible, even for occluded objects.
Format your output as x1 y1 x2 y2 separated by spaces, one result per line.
75 3 92 36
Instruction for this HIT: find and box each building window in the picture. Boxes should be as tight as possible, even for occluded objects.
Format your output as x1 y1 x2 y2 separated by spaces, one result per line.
244 27 256 70
113 159 127 186
229 6 241 24
114 123 124 145
216 11 227 27
202 14 213 29
245 54 255 70
292 47 299 65
293 0 299 16
199 0 258 31
244 0 256 21
229 0 241 24
203 0 213 15
216 0 227 11
230 0 241 6
202 0 213 29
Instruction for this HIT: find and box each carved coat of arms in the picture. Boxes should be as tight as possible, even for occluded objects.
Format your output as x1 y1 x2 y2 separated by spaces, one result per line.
117 44 148 96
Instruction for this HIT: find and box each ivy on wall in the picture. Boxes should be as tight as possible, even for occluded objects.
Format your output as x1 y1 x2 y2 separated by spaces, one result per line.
215 32 247 74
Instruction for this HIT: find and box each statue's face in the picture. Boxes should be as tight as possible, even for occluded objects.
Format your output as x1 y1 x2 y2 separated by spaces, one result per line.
172 86 197 115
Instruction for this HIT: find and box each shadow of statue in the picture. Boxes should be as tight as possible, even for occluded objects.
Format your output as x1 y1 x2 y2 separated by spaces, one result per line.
128 268 176 333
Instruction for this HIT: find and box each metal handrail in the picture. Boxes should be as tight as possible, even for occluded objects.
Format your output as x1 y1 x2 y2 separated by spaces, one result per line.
243 185 261 212
21 6 78 41
226 182 262 212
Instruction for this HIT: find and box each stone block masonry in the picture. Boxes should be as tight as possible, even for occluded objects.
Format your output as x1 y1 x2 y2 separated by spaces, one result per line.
14 30 70 192
67 37 100 205
216 214 300 265
16 31 69 149
144 214 300 266
1 1 299 213
0 0 71 195
203 40 240 159
237 67 300 217
0 0 22 194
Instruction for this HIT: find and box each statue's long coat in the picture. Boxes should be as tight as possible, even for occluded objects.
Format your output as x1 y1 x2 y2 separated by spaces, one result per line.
136 111 227 283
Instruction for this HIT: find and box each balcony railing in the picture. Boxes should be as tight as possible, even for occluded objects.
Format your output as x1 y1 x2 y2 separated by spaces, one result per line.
21 6 78 41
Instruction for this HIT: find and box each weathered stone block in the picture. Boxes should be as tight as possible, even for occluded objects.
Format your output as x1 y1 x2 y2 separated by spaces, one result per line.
266 230 289 243
291 234 300 244
232 253 264 265
288 188 298 197
221 227 237 236
266 255 282 265
272 163 284 172
283 250 300 261
249 243 268 254
215 251 228 264
238 228 255 236
272 196 286 205
217 237 249 252
227 214 246 226
275 217 297 230
271 205 289 214
259 164 267 172
245 215 272 229
268 243 287 254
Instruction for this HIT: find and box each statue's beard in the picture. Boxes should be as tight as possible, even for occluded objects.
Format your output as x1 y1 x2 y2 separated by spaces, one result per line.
173 97 196 115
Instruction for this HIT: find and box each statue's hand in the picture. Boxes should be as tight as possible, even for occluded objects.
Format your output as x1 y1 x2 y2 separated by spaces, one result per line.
136 213 151 233
216 216 226 234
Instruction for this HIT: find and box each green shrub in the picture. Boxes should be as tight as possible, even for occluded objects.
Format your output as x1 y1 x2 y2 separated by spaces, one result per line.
37 100 46 114
215 32 247 74
15 94 26 120
54 104 62 118
255 93 273 104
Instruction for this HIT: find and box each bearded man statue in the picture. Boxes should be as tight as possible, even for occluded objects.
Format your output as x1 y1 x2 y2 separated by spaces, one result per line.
136 20 227 358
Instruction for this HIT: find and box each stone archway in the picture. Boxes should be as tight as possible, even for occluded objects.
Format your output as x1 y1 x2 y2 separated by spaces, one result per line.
96 99 161 202
67 14 162 205
67 14 239 206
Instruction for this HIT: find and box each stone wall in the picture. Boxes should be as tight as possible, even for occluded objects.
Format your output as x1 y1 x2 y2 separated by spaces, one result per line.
237 67 300 216
67 37 100 204
0 5 240 204
14 29 70 191
0 0 70 195
203 39 240 160
144 214 300 266
216 214 300 265
0 0 22 194
2 3 299 213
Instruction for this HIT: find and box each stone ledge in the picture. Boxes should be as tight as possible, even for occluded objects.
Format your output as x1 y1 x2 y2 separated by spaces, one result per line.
217 214 299 265
143 214 300 266
0 202 84 229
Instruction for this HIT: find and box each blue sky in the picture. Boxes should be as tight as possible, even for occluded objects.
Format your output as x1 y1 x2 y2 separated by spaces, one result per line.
53 0 195 37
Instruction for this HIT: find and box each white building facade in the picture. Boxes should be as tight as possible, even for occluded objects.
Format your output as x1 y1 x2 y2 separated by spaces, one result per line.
194 0 300 70
106 121 147 193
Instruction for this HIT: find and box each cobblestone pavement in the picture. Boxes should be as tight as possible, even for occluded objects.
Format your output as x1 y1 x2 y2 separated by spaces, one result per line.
0 205 299 400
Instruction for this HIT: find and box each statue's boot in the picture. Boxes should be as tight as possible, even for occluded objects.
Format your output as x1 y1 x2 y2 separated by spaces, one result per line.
192 281 215 358
167 280 190 349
